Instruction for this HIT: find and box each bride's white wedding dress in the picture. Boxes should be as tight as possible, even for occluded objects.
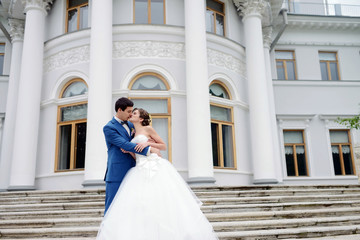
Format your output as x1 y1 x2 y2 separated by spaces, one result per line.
97 134 218 240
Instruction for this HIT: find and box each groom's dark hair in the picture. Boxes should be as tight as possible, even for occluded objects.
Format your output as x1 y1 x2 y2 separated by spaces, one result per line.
115 97 134 112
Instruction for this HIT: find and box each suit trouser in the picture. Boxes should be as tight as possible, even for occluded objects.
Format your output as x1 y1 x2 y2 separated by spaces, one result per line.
104 181 121 215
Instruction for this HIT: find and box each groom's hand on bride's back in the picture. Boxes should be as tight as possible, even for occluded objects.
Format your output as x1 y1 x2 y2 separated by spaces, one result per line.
150 147 162 157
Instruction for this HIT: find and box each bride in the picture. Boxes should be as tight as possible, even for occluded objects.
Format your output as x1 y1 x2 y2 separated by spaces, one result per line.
96 108 218 240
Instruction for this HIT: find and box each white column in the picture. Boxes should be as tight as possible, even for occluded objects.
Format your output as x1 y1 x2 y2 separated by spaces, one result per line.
241 0 278 184
184 0 215 185
263 26 283 182
0 19 24 191
83 0 113 187
8 1 51 191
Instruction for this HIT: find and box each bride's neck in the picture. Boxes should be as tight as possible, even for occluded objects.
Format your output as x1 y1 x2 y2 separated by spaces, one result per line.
133 122 143 131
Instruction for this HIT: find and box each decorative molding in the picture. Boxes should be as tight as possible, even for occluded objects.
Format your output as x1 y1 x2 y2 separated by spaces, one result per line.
43 45 90 73
207 48 246 77
113 41 185 59
44 41 246 75
233 0 269 18
262 26 273 49
277 114 316 128
319 114 356 129
22 0 53 13
8 18 25 42
113 41 245 76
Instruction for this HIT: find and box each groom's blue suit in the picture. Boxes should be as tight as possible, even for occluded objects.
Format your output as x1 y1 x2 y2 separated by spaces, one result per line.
103 117 149 214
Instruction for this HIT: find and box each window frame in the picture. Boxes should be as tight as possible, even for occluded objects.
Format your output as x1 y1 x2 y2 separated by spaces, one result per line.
210 103 236 169
130 97 172 162
55 79 88 172
209 80 236 169
319 51 341 80
65 0 89 33
55 101 87 172
275 50 297 80
206 0 226 36
330 129 356 176
128 72 171 161
133 0 166 24
0 43 5 75
283 129 309 176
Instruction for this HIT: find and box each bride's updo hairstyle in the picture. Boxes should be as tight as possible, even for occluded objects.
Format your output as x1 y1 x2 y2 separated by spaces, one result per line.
134 108 151 126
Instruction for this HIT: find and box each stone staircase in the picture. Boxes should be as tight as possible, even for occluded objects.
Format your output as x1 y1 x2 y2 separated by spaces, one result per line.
1 185 360 239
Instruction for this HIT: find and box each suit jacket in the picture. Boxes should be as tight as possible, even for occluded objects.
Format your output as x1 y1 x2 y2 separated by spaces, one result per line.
103 117 149 182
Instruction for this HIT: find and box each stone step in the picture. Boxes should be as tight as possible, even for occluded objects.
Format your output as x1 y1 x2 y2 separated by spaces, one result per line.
0 217 101 229
201 193 360 205
2 206 359 222
1 224 360 239
0 226 99 239
195 188 360 198
216 225 360 239
2 215 360 232
3 193 360 212
0 195 105 205
212 215 360 232
2 198 360 215
0 209 104 220
0 202 104 212
4 239 96 240
2 188 360 205
191 184 360 192
1 184 359 198
284 234 360 239
0 189 105 198
201 200 360 213
205 207 360 222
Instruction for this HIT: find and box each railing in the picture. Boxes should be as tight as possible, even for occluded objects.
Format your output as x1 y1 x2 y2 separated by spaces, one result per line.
283 1 360 17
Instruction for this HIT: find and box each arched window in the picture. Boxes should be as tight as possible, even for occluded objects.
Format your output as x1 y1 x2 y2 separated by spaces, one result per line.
209 81 236 169
209 82 230 99
129 73 171 161
55 79 88 172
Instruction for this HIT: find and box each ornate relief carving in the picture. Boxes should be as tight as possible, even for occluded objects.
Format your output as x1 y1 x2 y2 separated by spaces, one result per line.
22 0 53 12
262 26 273 49
113 41 185 59
44 45 90 73
8 19 25 42
45 41 246 75
233 0 269 18
207 48 246 77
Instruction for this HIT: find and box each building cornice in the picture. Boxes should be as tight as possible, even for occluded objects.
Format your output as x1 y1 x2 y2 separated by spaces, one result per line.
273 80 360 87
276 40 360 47
286 14 360 30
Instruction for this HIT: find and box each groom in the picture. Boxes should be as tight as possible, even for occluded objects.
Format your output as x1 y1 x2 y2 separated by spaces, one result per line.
103 97 160 214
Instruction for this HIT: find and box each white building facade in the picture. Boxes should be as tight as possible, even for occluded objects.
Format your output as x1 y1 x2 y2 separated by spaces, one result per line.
0 0 359 191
